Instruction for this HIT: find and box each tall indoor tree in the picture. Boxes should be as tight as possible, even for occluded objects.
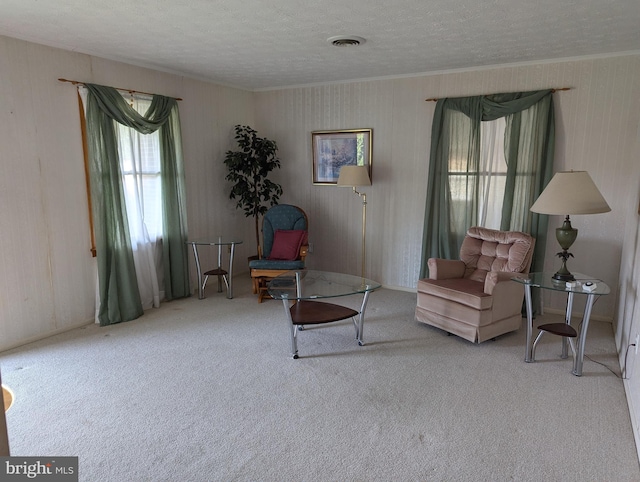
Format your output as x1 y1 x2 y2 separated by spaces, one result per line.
224 125 283 255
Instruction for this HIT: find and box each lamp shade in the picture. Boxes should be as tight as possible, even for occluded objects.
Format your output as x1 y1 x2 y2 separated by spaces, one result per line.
530 171 611 215
337 165 371 187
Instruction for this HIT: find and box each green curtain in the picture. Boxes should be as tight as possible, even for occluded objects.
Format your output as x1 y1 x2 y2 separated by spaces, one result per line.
420 90 555 279
157 104 190 301
85 83 190 326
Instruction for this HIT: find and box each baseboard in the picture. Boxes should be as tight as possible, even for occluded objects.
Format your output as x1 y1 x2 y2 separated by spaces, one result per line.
0 319 94 354
381 284 416 293
542 307 613 323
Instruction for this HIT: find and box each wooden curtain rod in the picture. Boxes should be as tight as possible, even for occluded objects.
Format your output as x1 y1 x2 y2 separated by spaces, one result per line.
58 78 183 101
425 87 571 102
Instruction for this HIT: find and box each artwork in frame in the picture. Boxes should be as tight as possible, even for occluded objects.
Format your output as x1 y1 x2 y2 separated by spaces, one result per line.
312 129 372 185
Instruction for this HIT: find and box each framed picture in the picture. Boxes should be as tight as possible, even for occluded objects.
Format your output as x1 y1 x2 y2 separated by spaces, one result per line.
312 129 372 185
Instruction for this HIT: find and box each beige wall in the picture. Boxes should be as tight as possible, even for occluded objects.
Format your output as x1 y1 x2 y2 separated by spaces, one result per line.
1 35 639 356
253 55 640 321
617 120 640 457
254 59 640 458
1 33 639 461
0 35 255 352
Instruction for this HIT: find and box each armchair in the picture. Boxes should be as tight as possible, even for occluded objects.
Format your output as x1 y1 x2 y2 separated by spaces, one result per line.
250 204 309 302
415 227 535 343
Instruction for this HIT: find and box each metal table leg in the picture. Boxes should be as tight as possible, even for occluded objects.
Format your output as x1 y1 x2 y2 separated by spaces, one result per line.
355 288 372 346
572 293 597 376
561 292 575 359
190 243 205 300
216 244 224 293
524 282 534 362
227 243 236 299
282 296 298 359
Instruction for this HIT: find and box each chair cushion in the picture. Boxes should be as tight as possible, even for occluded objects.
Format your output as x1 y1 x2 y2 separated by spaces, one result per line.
262 205 308 258
459 227 534 282
417 278 492 311
269 229 306 260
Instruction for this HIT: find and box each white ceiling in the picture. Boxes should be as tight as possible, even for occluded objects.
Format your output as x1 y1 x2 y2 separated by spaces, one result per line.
1 0 639 91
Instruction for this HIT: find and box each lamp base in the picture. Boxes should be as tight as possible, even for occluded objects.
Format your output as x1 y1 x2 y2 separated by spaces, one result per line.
552 271 575 282
552 249 575 282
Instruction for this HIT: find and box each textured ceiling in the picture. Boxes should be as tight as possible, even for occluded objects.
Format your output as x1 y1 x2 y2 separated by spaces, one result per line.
1 0 639 90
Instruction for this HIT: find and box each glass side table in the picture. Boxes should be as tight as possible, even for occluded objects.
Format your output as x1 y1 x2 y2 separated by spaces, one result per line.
512 272 610 376
187 238 243 299
268 270 381 359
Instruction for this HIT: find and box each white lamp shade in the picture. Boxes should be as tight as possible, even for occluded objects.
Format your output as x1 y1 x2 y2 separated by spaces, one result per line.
337 165 371 187
530 171 611 215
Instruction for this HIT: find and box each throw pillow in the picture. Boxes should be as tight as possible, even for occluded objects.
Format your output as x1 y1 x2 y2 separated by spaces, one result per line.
268 230 306 260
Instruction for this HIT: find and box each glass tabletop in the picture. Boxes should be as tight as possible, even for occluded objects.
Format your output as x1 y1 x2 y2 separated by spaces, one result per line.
512 272 610 296
187 237 243 246
267 270 382 300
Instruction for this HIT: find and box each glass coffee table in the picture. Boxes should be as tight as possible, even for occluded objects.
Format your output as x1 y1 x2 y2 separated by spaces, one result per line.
267 270 381 359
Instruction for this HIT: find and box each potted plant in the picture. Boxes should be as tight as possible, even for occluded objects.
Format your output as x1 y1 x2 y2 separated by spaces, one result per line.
224 125 283 257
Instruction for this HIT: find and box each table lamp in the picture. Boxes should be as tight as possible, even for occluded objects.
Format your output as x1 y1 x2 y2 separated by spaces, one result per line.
530 170 610 282
337 165 371 279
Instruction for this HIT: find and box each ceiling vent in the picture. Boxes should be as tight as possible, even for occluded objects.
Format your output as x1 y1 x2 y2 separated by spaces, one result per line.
327 35 366 47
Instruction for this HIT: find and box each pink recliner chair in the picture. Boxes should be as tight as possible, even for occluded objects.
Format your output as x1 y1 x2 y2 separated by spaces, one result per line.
416 227 535 343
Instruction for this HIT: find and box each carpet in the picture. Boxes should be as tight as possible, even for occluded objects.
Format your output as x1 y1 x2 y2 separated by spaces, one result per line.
0 275 638 481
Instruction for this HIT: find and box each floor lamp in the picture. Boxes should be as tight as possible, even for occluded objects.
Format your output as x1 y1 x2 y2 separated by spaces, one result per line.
337 165 371 279
530 170 610 282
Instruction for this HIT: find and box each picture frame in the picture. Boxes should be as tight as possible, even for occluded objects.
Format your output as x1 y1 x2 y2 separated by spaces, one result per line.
312 129 372 185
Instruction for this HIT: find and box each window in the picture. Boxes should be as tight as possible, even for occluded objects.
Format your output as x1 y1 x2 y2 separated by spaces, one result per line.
477 118 507 229
446 115 508 232
115 96 163 244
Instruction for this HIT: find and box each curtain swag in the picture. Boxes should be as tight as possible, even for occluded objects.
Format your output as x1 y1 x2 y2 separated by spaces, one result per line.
85 83 190 326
